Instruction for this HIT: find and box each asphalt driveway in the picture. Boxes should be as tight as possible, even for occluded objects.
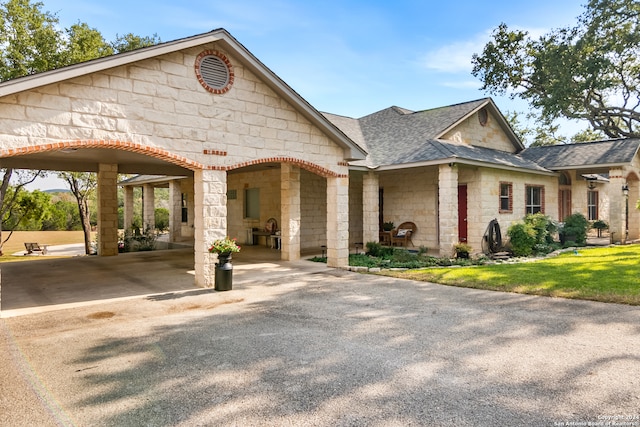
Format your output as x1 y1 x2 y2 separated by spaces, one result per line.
2 257 640 426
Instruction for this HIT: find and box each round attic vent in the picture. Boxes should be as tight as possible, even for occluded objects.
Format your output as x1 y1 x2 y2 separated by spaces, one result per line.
195 50 234 94
478 107 489 126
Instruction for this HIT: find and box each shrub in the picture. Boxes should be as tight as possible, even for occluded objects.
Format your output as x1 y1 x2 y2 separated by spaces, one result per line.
561 213 589 246
525 213 557 245
366 241 394 258
507 221 537 256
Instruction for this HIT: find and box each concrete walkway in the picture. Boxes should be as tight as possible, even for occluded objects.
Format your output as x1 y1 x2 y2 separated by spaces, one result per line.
1 249 639 426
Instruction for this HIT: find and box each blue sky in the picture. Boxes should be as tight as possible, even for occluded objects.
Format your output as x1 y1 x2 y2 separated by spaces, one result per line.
27 0 588 189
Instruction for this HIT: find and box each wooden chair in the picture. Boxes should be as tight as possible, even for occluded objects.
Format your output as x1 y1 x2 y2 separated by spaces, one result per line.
391 222 417 247
24 242 48 255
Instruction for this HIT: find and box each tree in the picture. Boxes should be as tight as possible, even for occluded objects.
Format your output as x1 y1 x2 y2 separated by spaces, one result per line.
64 22 113 65
0 169 44 254
58 172 95 255
111 33 161 53
0 0 65 81
472 0 640 139
0 0 161 254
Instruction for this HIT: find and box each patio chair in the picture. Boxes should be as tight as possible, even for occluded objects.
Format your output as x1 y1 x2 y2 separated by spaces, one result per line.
391 222 417 247
253 217 278 246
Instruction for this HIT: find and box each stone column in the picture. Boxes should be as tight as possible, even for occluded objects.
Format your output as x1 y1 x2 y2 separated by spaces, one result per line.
97 163 119 256
327 175 349 268
194 169 227 288
169 180 182 243
281 163 301 261
123 186 134 230
362 171 379 245
438 163 459 257
608 168 626 243
181 177 195 238
142 183 155 231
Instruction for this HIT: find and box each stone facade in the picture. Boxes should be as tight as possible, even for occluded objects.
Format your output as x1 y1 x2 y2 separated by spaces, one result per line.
0 32 358 288
442 109 516 152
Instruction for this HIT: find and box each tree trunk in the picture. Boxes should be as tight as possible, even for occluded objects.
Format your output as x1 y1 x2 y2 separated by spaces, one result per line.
78 198 92 255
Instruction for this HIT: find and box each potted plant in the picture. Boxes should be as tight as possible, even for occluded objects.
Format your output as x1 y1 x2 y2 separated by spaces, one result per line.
382 221 395 232
592 219 608 238
560 213 589 246
208 237 241 291
454 242 472 259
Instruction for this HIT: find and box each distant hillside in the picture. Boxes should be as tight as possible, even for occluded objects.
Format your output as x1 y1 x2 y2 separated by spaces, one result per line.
43 189 71 194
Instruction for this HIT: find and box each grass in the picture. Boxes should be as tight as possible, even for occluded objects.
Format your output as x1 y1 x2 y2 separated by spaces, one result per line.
379 245 640 305
0 230 86 262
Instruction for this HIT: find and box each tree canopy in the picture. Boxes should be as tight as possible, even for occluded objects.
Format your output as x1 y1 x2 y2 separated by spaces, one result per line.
472 0 640 139
0 0 160 254
0 0 161 80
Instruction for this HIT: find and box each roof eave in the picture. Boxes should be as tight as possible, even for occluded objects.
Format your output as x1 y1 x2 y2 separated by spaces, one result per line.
368 157 556 176
0 31 228 97
545 162 630 171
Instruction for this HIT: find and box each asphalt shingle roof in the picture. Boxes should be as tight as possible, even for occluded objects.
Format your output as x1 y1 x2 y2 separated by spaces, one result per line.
325 99 640 172
520 138 640 169
325 98 547 171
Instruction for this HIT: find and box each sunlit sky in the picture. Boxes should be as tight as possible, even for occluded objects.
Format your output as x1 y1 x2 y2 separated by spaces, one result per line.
24 0 588 190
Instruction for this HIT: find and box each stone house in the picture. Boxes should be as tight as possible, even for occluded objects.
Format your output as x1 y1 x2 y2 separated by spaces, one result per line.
0 29 638 291
328 99 640 256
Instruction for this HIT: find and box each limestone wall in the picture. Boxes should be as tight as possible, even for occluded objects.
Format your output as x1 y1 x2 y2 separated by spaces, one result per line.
301 170 327 249
379 168 439 250
0 43 346 176
473 169 558 252
226 169 281 245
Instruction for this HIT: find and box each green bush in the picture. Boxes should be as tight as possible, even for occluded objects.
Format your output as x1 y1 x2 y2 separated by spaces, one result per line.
507 214 559 257
365 241 394 258
507 221 537 256
561 213 589 246
525 213 557 244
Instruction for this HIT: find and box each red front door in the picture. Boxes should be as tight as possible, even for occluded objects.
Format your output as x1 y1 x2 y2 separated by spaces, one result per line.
458 185 468 242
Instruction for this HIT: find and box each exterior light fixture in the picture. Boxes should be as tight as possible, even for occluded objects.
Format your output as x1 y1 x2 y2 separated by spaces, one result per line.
622 184 629 196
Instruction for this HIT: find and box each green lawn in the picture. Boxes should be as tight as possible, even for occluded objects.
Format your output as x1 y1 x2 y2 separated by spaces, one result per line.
381 245 640 305
0 230 87 263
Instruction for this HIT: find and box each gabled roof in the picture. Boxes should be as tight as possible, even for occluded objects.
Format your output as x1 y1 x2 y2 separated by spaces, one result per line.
324 98 543 173
0 29 366 161
521 138 640 170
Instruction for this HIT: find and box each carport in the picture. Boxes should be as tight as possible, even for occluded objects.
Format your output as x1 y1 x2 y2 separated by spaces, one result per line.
0 245 327 318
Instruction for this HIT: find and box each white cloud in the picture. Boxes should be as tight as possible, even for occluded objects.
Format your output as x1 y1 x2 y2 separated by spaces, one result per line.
441 80 483 90
420 31 491 74
420 26 549 74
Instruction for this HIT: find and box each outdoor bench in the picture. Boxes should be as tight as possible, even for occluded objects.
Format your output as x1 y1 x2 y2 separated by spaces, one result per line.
24 242 48 255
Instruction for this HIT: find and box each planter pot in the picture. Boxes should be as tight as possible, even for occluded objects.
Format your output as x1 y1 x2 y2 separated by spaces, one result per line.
215 252 234 291
456 252 469 259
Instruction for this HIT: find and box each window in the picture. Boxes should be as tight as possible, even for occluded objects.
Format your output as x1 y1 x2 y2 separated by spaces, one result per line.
499 182 512 213
588 191 598 220
525 185 544 214
244 188 260 219
181 193 188 223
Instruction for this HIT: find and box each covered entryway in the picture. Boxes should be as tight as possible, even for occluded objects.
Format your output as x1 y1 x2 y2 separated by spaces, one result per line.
0 29 366 312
